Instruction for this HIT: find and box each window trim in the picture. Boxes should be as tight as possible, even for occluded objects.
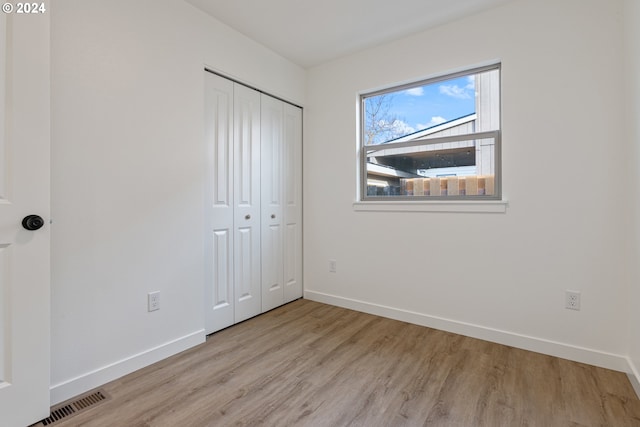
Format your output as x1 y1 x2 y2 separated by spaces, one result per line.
359 63 502 203
353 199 508 213
362 63 500 99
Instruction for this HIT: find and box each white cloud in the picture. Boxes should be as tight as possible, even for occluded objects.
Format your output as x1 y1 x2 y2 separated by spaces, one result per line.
418 116 447 129
390 119 415 135
405 87 424 96
439 84 471 99
466 75 475 90
371 119 416 143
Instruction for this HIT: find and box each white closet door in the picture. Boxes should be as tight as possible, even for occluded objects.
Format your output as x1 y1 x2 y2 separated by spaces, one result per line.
205 74 302 331
283 104 303 303
233 84 261 323
205 73 234 333
261 94 285 312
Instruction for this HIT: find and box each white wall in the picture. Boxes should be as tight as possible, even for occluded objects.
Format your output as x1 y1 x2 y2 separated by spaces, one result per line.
50 0 305 404
625 0 640 393
304 0 632 371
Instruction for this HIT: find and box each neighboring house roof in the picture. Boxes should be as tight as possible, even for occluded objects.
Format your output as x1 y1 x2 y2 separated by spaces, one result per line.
387 113 477 143
367 113 478 177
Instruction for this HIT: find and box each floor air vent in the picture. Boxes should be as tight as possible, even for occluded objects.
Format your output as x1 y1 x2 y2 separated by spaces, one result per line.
33 389 110 426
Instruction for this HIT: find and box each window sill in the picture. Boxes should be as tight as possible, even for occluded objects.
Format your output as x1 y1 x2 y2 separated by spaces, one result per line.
353 199 508 213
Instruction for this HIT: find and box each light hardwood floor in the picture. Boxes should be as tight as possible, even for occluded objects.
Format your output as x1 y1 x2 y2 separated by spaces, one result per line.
44 299 640 426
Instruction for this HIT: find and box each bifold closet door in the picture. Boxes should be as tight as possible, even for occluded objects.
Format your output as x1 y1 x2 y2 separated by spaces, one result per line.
282 103 302 303
261 95 303 312
205 73 234 333
261 95 284 312
232 84 261 324
204 73 261 334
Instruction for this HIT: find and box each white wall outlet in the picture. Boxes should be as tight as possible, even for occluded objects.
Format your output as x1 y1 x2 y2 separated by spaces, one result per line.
329 259 337 273
148 291 160 312
565 290 581 311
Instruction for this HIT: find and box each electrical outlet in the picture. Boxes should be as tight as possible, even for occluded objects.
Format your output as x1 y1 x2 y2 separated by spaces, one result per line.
148 291 160 312
329 259 337 273
565 290 581 311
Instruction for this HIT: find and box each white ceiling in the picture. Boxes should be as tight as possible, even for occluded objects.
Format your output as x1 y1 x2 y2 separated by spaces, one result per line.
186 0 513 68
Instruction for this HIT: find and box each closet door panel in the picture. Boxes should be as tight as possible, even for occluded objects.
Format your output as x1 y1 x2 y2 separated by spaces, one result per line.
212 229 232 309
283 104 303 302
262 222 283 310
235 227 254 302
261 94 285 312
205 73 235 333
284 222 299 301
233 84 261 323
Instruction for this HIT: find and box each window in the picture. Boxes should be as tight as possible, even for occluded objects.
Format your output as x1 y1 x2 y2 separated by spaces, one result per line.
360 64 501 201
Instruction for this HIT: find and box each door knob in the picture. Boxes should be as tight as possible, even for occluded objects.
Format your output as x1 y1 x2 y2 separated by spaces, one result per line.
245 214 251 220
22 215 45 231
271 214 276 219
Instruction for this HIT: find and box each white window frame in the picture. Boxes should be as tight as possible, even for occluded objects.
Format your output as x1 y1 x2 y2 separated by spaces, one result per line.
357 64 503 207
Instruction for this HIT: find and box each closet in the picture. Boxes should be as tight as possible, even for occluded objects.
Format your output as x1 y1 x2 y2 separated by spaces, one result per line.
204 71 302 334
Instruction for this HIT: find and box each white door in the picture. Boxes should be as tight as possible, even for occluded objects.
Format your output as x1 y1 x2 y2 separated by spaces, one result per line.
205 73 262 333
205 73 235 333
282 104 302 303
232 84 261 323
261 95 284 312
0 9 51 427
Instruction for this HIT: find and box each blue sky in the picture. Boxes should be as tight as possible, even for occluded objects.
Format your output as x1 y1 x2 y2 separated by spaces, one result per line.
365 75 476 143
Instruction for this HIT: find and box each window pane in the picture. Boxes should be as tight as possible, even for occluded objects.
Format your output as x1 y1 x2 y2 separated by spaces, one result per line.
366 135 497 197
364 77 474 145
361 65 500 200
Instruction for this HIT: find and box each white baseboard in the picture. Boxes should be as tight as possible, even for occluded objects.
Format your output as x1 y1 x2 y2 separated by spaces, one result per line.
50 329 206 405
627 358 640 399
305 290 632 374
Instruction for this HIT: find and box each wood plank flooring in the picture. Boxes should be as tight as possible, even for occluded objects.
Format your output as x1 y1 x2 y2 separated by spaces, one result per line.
44 299 640 426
